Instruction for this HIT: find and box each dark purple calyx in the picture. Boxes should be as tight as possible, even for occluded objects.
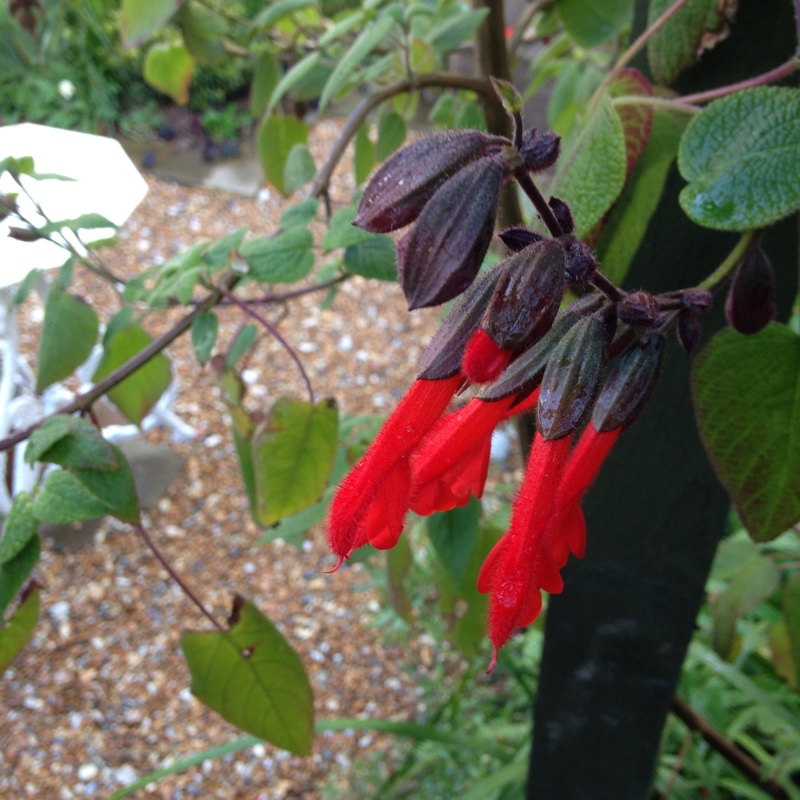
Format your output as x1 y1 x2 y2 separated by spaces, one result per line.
725 246 776 335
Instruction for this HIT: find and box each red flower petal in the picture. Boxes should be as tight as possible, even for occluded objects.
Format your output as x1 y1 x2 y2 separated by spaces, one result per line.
461 328 513 384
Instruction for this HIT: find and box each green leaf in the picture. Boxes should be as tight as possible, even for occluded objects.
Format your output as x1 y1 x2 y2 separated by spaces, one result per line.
33 470 110 523
376 111 406 161
39 212 117 237
264 51 321 119
427 496 481 586
121 0 181 47
596 108 687 285
283 143 316 195
425 7 489 53
254 494 329 545
252 398 338 526
179 2 226 67
692 324 800 541
0 493 37 565
322 204 372 251
343 236 397 281
257 113 309 196
92 325 172 427
240 226 314 284
320 15 395 110
202 227 247 271
72 445 140 525
783 575 800 687
354 123 375 186
280 198 319 228
678 87 800 231
181 595 314 755
226 324 258 368
551 92 627 236
386 533 413 623
556 0 635 46
143 40 195 105
191 312 218 365
35 286 99 393
253 0 315 31
647 0 728 84
711 549 780 659
25 415 117 471
0 584 39 674
249 51 281 118
0 536 39 618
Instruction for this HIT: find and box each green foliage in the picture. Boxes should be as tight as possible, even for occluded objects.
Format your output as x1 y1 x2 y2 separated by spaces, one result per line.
0 585 40 675
257 113 309 196
678 87 800 230
692 324 800 542
343 236 397 281
143 39 194 105
181 595 314 754
240 226 315 283
556 0 635 46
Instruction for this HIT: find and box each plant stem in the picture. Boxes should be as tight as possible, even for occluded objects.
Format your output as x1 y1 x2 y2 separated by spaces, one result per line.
671 694 791 800
612 94 701 114
135 524 224 632
514 170 563 236
219 285 316 404
680 57 799 104
590 269 624 302
697 230 756 292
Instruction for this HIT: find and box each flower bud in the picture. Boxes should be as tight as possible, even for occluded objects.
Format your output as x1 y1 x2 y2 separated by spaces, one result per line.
592 334 664 432
537 316 606 440
353 130 491 233
479 308 582 402
560 235 597 284
725 246 775 335
483 238 565 350
519 129 560 172
617 290 660 328
8 226 42 242
0 193 18 222
549 197 574 234
498 226 544 253
676 311 702 354
399 157 503 309
418 261 506 380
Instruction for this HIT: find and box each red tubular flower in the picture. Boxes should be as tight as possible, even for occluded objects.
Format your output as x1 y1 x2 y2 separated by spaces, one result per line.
477 432 573 670
410 388 540 516
461 328 514 384
327 375 462 564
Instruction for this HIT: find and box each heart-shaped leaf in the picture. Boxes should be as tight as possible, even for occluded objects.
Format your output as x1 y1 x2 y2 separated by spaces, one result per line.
252 398 339 526
692 323 800 540
181 595 314 755
678 87 800 230
144 40 195 105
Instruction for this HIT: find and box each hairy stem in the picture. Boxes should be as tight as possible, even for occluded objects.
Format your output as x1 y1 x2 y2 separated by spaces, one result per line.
135 524 224 632
219 286 316 404
514 170 563 236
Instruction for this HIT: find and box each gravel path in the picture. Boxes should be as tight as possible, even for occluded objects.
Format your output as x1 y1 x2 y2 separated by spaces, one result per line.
0 121 449 799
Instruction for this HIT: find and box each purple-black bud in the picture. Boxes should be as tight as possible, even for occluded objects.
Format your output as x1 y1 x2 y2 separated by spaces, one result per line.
676 311 702 354
519 129 560 172
498 226 545 253
725 246 775 335
8 226 42 242
560 235 598 285
353 130 491 233
549 197 574 234
483 238 565 350
398 157 503 309
617 290 660 329
592 334 664 432
537 316 606 440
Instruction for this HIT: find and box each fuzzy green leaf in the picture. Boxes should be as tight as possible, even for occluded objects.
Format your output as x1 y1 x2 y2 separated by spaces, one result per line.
191 312 218 365
280 198 319 228
556 0 635 46
426 7 489 53
692 324 800 541
0 493 37 566
249 51 281 118
0 536 39 618
354 123 375 186
283 144 316 195
427 497 481 586
121 0 181 47
179 2 226 66
25 415 118 471
181 595 314 755
343 236 397 281
35 286 99 393
551 92 627 237
376 111 406 161
252 398 338 526
679 87 800 230
240 226 314 284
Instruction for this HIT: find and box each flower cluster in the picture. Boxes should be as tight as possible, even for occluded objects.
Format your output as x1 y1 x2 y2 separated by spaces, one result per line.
327 91 709 668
